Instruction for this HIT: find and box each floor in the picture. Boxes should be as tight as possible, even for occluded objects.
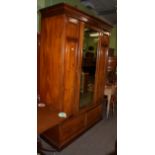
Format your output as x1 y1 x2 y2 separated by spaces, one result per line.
39 106 117 155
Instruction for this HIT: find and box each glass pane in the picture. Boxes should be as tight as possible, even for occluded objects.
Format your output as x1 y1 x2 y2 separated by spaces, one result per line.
79 27 99 108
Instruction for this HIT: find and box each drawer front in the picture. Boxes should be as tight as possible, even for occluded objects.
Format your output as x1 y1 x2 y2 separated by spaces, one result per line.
86 105 102 128
60 115 85 141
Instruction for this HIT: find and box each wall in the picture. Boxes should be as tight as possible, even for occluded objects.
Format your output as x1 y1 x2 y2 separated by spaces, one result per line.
37 0 45 9
37 0 46 32
45 0 97 15
109 25 117 55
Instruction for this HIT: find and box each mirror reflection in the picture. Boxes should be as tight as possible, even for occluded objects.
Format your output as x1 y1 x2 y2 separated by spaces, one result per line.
79 27 99 108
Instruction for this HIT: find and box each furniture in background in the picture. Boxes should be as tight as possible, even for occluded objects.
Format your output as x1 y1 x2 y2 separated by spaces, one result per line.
38 3 112 150
106 56 117 85
104 84 117 118
104 50 117 118
108 48 115 57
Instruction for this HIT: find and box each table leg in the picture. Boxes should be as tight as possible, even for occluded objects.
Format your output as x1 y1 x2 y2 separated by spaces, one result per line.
106 95 111 118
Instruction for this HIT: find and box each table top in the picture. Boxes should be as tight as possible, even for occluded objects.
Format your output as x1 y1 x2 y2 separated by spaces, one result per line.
104 84 117 96
37 104 66 134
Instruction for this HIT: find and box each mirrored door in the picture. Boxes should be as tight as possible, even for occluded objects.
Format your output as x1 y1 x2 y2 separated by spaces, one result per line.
79 27 99 108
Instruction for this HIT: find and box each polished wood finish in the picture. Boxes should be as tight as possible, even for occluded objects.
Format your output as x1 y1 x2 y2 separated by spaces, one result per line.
94 34 109 105
40 15 65 111
38 3 112 149
42 105 102 149
86 104 102 128
37 33 40 95
40 3 112 31
41 114 85 148
63 17 80 115
60 114 85 142
37 105 66 134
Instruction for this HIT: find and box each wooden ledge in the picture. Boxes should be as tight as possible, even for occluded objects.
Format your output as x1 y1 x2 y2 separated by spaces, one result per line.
37 105 66 134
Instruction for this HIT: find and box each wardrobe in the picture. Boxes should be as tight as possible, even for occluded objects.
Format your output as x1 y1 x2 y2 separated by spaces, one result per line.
38 3 113 149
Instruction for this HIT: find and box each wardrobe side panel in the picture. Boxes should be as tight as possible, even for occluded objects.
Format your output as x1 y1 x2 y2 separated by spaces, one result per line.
40 15 65 111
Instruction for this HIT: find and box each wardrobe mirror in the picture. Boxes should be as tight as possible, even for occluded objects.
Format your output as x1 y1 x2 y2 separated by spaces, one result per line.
79 27 99 108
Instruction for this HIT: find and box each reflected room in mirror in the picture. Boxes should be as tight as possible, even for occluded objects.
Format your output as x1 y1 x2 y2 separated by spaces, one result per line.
79 27 99 108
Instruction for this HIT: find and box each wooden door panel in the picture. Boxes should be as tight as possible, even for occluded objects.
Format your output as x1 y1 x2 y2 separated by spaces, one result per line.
95 34 109 104
63 17 80 115
63 39 78 114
